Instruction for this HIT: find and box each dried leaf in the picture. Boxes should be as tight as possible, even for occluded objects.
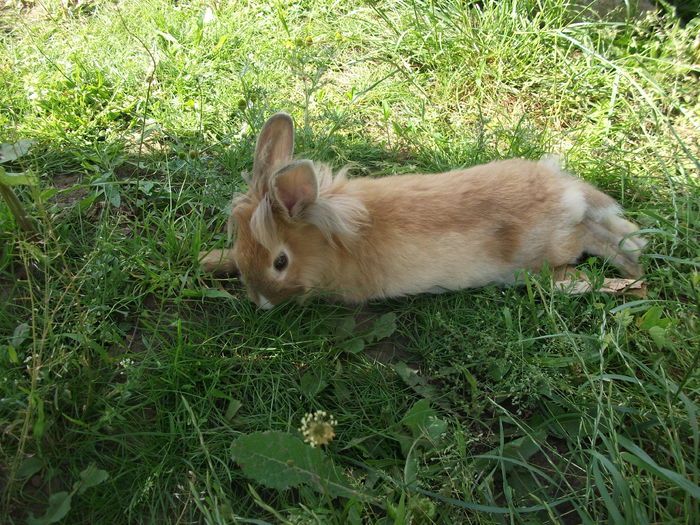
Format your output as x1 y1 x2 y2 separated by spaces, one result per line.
554 266 647 297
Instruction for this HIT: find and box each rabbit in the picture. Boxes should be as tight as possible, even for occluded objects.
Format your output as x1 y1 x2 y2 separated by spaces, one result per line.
199 113 645 309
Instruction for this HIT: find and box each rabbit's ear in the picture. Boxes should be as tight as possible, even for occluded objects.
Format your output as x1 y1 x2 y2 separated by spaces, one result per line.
253 113 294 181
271 160 318 218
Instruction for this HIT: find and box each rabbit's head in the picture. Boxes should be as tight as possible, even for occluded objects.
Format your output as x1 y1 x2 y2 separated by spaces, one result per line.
230 114 367 308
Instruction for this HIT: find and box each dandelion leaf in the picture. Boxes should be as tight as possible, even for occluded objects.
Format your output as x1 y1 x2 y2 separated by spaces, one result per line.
0 140 35 163
0 166 38 186
27 491 72 525
401 399 446 441
75 463 109 495
367 312 397 341
230 431 364 499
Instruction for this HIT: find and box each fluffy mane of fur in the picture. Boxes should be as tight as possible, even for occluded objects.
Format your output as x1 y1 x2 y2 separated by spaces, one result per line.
235 161 369 250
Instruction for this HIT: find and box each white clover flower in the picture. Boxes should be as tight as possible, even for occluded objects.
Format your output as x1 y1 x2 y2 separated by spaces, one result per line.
118 357 135 377
119 357 134 368
299 410 337 448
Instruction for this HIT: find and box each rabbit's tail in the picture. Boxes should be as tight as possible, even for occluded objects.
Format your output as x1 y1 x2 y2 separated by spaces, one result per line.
580 186 646 278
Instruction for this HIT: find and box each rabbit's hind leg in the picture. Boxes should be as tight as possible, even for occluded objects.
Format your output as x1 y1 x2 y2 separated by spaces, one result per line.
581 215 646 278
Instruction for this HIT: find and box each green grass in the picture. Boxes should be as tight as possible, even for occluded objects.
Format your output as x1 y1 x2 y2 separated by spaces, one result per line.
1 0 698 523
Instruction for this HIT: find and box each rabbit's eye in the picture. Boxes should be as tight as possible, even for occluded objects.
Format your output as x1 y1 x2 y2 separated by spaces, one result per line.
273 253 288 272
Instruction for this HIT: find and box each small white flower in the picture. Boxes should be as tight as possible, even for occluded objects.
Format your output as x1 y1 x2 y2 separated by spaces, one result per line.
299 410 337 447
202 6 215 24
119 358 134 368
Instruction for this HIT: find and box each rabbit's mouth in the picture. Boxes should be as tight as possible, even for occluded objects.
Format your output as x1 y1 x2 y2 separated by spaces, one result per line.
248 282 307 309
256 293 274 310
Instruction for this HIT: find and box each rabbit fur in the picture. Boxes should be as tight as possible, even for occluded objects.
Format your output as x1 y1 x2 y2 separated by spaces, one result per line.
199 113 645 309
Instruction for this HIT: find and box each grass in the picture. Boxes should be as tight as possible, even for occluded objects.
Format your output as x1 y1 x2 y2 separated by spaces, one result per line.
1 0 698 523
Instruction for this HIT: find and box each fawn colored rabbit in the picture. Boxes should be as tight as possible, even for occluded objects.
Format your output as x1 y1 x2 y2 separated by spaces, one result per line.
200 113 645 309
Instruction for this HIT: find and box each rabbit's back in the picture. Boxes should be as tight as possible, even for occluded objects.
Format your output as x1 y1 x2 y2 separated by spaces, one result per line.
325 159 616 301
